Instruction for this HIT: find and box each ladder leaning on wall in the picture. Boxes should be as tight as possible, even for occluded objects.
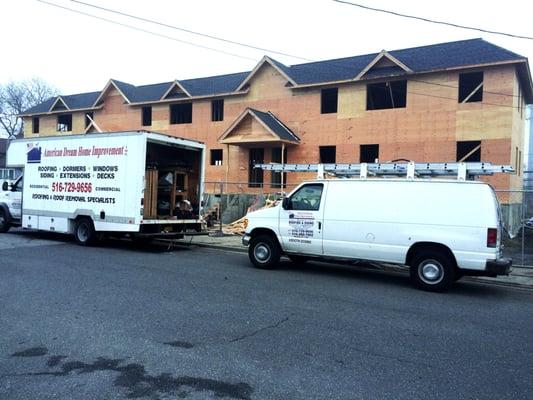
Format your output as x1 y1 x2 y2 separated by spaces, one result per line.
255 162 515 181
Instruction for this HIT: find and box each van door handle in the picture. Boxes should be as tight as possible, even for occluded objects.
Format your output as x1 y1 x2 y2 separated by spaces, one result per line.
318 221 322 230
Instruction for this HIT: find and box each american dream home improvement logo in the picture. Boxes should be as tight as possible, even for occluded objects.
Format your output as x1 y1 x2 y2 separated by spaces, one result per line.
27 142 42 164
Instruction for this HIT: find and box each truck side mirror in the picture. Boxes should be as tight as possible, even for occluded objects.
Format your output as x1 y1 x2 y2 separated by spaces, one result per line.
282 197 291 210
1 181 8 191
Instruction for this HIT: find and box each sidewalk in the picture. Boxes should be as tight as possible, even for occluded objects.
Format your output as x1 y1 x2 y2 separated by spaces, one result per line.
178 233 533 290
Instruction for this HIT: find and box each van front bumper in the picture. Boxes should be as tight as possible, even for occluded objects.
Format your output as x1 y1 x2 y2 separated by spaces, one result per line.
242 234 251 246
485 258 512 275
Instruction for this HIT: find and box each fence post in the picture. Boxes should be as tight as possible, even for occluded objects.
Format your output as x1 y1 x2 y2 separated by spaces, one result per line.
219 181 223 234
522 190 526 267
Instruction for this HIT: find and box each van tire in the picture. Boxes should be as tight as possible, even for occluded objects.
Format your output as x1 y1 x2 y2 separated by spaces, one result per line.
0 209 10 233
249 234 281 270
74 218 95 246
409 251 455 292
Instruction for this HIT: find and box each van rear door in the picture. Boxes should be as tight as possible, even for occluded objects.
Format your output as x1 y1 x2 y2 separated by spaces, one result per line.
279 183 325 256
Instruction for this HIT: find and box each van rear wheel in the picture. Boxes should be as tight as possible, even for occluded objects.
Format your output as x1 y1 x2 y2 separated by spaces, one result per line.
74 218 95 246
249 234 281 270
0 209 10 233
409 251 455 292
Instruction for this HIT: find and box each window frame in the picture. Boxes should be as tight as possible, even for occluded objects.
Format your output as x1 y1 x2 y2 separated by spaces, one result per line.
287 183 324 211
458 71 484 103
319 145 336 164
170 103 193 125
142 106 152 127
366 80 407 110
360 144 379 163
210 149 223 166
56 113 73 132
211 99 224 122
32 117 40 134
321 88 338 114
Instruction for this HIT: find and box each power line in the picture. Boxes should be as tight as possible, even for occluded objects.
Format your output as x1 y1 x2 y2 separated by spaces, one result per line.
35 0 257 61
332 0 533 41
407 90 520 110
68 0 313 62
410 78 520 99
34 0 528 109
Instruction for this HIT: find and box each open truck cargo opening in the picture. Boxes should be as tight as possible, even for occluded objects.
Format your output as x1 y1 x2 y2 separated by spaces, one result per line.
1 130 206 245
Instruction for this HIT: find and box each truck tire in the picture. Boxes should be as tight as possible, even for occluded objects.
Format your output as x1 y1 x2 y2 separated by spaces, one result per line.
0 209 10 233
249 234 281 270
409 250 455 292
74 218 95 246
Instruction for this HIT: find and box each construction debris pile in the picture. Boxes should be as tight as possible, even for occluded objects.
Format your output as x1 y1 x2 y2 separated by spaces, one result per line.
223 198 277 235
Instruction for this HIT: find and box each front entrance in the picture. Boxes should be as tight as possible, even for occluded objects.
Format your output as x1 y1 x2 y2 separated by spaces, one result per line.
248 148 264 188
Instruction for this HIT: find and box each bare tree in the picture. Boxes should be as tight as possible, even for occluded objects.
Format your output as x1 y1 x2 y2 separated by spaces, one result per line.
0 78 59 139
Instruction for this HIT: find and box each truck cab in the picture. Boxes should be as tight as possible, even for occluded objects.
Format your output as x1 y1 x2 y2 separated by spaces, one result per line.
0 175 23 232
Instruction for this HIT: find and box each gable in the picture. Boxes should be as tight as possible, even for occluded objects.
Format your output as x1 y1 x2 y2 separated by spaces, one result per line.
219 108 299 144
161 81 191 100
245 63 293 101
355 51 412 80
49 97 69 112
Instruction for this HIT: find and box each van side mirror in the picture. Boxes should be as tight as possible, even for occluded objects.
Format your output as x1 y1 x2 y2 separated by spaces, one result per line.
282 197 291 210
1 181 8 191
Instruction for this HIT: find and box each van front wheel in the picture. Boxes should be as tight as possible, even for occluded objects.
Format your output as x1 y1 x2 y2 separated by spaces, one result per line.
74 218 95 246
409 251 455 292
249 234 281 270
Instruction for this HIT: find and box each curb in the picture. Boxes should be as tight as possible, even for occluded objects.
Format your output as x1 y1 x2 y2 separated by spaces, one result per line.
165 239 533 291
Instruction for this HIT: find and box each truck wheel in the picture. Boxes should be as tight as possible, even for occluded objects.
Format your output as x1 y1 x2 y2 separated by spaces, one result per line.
0 209 10 233
249 234 281 270
74 218 95 246
409 251 455 292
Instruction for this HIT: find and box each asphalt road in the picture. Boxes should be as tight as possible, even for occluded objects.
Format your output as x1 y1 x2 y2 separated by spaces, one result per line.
0 231 532 400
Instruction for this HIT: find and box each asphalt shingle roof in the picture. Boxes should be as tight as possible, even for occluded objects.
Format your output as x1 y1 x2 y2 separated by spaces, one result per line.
250 109 300 143
22 38 530 115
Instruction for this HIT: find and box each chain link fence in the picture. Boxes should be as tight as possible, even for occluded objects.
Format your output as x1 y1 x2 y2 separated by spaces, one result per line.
496 190 533 268
202 181 298 231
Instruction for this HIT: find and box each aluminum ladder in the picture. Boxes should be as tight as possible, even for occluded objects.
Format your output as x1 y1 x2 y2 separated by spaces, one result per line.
255 162 515 181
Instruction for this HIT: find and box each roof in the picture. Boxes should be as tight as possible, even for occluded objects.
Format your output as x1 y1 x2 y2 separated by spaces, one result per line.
21 38 532 115
219 108 300 144
249 109 300 143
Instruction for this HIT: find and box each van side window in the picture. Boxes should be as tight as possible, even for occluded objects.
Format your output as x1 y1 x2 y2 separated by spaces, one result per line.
289 184 323 211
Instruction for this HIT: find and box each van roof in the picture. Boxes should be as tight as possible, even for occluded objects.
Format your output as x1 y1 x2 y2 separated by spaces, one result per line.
305 178 486 185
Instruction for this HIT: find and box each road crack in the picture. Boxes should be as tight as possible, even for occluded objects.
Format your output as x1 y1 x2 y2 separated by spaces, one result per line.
228 315 292 343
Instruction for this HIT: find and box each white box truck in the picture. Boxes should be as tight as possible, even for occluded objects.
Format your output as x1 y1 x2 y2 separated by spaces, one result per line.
0 131 205 245
242 177 512 292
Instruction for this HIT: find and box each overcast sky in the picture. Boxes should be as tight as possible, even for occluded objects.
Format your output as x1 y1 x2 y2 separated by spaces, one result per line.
1 0 532 94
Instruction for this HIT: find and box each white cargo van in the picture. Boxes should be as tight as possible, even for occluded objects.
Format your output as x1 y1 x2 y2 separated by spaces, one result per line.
242 179 511 291
0 131 205 245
